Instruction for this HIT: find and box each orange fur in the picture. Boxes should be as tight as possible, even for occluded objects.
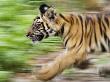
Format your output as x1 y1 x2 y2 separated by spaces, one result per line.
27 4 110 81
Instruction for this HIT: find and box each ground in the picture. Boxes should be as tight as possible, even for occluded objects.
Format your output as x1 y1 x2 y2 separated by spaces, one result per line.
11 50 110 82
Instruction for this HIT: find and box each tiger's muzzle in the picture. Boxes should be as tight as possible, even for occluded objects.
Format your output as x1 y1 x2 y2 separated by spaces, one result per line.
26 32 44 42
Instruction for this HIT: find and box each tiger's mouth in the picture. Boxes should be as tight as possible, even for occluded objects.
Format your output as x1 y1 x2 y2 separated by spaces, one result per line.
26 33 44 42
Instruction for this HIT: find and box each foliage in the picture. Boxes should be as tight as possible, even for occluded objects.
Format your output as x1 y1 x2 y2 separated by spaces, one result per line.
0 0 102 81
0 0 62 80
0 71 12 82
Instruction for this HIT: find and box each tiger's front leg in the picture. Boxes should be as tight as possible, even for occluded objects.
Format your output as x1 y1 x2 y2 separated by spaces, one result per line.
36 46 87 81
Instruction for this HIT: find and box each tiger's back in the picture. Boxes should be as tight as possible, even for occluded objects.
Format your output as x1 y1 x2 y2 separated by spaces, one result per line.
58 12 110 53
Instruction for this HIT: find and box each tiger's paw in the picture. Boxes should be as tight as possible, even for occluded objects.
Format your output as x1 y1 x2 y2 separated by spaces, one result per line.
36 65 58 81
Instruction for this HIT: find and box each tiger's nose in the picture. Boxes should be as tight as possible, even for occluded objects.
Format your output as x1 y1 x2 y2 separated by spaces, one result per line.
26 33 30 37
26 32 33 37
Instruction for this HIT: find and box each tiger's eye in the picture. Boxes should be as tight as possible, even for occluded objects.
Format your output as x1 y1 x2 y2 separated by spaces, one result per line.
37 16 40 19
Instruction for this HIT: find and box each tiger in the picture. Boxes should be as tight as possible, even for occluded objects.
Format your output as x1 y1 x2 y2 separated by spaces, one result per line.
26 4 110 81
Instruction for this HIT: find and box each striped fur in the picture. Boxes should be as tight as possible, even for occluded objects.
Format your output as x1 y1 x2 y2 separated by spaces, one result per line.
27 4 110 81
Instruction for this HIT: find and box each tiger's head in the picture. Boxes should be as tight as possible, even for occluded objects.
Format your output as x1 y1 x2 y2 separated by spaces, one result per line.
26 16 56 42
39 4 70 32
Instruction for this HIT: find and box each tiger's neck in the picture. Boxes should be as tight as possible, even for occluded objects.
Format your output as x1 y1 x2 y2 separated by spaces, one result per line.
56 13 71 37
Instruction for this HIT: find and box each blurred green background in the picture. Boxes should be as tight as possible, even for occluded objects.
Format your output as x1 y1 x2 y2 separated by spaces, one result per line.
0 0 108 82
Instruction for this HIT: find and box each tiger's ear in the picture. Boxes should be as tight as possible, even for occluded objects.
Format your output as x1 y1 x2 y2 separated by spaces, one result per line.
39 4 50 14
39 4 56 21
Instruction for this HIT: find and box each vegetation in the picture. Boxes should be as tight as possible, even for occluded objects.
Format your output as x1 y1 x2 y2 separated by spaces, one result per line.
0 0 105 81
0 0 62 81
0 71 12 82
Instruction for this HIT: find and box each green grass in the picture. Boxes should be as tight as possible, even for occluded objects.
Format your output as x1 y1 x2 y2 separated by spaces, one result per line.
0 1 62 80
0 71 12 82
0 0 95 81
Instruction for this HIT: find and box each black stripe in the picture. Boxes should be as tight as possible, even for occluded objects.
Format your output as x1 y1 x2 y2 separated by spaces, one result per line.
46 23 50 29
66 30 78 48
70 14 74 24
89 27 93 48
78 15 84 46
41 22 49 38
86 16 92 37
64 29 78 47
97 15 103 35
93 28 98 48
63 14 75 40
64 34 72 47
101 43 106 52
102 20 107 32
78 15 83 28
78 35 83 47
94 25 98 46
76 43 83 53
104 16 109 27
59 13 69 22
85 16 88 32
104 32 108 41
70 43 76 50
87 16 94 25
60 23 65 35
63 27 70 40
55 23 65 36
86 16 91 25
